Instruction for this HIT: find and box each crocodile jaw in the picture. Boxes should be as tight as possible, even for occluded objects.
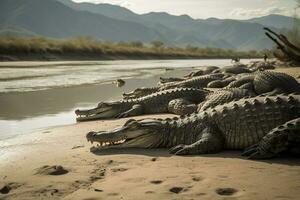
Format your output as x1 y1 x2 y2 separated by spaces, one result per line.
86 129 157 148
75 103 121 121
86 119 164 148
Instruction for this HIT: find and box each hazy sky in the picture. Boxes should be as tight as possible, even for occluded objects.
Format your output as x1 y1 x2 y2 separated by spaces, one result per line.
73 0 298 19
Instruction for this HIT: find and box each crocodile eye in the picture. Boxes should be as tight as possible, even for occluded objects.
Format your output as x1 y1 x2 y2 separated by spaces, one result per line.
98 102 108 107
128 121 141 129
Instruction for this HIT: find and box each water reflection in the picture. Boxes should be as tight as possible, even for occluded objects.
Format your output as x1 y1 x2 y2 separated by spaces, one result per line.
0 68 192 139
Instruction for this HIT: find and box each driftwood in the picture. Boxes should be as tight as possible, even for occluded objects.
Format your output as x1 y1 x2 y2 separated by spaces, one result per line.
264 27 300 63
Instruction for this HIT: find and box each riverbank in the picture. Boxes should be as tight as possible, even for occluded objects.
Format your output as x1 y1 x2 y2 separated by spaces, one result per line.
1 67 300 200
0 37 263 61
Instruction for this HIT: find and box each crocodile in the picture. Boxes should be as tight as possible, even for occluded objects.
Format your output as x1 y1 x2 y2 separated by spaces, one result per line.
159 66 222 85
75 88 208 121
225 71 300 95
247 61 275 71
122 74 223 100
242 117 300 159
185 66 220 78
158 77 185 85
253 71 300 94
207 76 236 88
123 87 159 99
165 65 252 89
160 73 224 90
226 74 255 89
86 94 300 158
198 88 255 111
123 74 224 99
212 65 252 74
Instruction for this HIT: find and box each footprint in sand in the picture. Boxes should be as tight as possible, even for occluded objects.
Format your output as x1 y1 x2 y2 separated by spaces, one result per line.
0 182 23 194
169 187 184 194
35 165 69 175
151 157 158 161
192 176 203 182
34 187 60 197
215 187 238 196
150 180 163 184
111 168 128 173
89 168 106 182
0 185 11 194
94 188 103 192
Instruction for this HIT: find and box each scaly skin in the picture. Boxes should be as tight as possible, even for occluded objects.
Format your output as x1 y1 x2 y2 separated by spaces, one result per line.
75 88 208 121
226 71 300 95
198 88 255 111
212 65 252 74
158 77 185 85
184 66 220 78
242 117 300 159
253 71 300 94
160 73 223 90
123 74 223 99
207 76 236 88
86 95 300 158
247 61 275 71
226 74 255 89
123 87 159 99
168 98 198 115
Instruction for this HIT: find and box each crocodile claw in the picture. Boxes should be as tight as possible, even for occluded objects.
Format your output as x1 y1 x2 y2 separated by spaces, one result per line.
169 144 186 154
242 145 274 159
169 144 192 155
116 112 129 118
241 145 259 157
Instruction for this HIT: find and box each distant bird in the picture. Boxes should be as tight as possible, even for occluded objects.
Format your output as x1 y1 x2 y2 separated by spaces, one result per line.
114 79 126 87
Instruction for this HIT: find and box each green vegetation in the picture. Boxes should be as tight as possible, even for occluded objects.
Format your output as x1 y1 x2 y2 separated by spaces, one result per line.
0 37 264 60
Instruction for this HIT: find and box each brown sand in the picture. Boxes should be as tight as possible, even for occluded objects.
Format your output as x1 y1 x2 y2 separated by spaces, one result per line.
1 67 300 200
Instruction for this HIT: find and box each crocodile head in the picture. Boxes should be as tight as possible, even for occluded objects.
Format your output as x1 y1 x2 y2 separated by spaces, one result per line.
75 102 124 121
86 118 165 148
123 88 151 99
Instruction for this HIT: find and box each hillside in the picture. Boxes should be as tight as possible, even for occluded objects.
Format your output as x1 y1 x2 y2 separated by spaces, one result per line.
0 0 296 50
0 0 164 42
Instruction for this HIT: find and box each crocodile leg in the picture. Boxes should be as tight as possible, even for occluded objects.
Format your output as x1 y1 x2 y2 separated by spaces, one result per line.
169 127 225 155
242 118 300 159
167 98 198 115
116 104 143 118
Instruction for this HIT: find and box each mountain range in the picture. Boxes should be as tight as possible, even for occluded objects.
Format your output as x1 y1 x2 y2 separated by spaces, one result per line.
0 0 297 50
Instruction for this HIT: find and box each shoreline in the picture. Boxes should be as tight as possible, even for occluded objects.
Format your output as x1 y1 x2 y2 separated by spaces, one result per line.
0 53 262 62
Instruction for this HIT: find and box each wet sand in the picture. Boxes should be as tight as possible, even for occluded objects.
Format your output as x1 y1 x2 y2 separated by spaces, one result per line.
1 67 300 200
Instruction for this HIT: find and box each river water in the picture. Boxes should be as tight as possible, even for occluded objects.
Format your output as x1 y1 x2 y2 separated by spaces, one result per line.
0 59 257 140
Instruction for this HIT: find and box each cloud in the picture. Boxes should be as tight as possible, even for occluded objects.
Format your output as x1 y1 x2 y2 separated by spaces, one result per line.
229 6 289 18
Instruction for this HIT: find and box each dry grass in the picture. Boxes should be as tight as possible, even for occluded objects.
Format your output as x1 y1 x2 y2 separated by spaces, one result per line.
0 37 263 59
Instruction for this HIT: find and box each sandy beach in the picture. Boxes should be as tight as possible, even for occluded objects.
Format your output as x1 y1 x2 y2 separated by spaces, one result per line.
1 67 300 200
